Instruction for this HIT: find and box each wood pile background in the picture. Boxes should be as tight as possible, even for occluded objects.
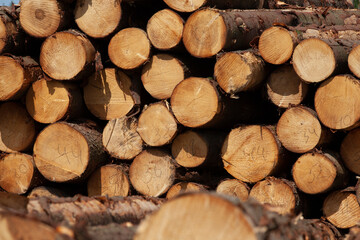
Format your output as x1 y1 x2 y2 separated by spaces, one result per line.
1 0 360 239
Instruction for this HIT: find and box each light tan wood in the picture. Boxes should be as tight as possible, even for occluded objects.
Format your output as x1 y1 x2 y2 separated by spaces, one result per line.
292 152 346 194
40 30 95 80
216 179 249 201
166 182 207 199
26 79 83 124
147 9 184 50
277 106 322 153
340 128 360 175
0 102 35 153
75 0 121 38
249 177 299 215
323 191 360 229
314 74 360 130
349 45 360 79
33 122 107 183
87 164 130 197
214 50 266 94
221 125 281 183
28 186 68 199
259 26 294 65
108 28 150 70
137 102 177 147
83 68 135 120
141 54 187 100
129 149 176 197
0 153 40 194
292 38 335 83
163 0 206 12
266 65 308 108
102 117 143 160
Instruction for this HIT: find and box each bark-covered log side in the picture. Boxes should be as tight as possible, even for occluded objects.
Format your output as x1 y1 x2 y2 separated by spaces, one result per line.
266 0 353 8
0 6 24 54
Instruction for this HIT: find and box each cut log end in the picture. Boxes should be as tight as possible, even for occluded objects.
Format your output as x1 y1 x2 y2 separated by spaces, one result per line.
216 179 249 202
28 186 68 198
348 44 360 79
292 38 335 83
259 26 294 65
166 182 207 199
0 17 7 53
163 0 206 12
0 56 24 101
341 128 360 175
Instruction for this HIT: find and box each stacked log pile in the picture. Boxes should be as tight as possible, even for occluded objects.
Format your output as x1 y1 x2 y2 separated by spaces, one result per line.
1 0 360 239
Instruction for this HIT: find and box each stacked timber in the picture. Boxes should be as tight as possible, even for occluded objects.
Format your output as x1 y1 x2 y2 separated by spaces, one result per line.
0 0 360 239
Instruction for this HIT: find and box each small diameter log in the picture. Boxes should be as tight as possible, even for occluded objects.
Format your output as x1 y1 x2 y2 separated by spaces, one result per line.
216 179 249 201
75 0 121 38
83 68 135 121
102 117 143 160
314 74 360 130
292 152 347 195
171 130 226 168
323 191 360 229
166 182 207 199
87 164 130 197
340 128 360 175
348 44 360 79
249 177 300 215
40 30 95 80
221 125 283 183
146 9 184 50
141 54 189 100
129 149 176 197
0 102 35 153
33 122 107 183
28 186 69 199
276 106 322 153
0 56 42 101
0 7 22 54
20 0 70 38
214 50 266 94
108 28 150 70
0 153 43 194
26 79 84 124
137 102 177 147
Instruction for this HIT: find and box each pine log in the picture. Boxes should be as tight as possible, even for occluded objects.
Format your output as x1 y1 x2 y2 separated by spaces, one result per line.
102 117 143 160
40 30 95 80
87 164 130 197
214 50 266 94
266 65 308 108
0 55 42 101
28 186 69 199
0 7 23 54
276 106 322 153
26 79 84 124
19 0 71 38
323 190 360 229
292 152 347 195
83 68 136 121
0 102 36 153
129 149 176 197
166 182 207 199
74 0 121 38
266 0 353 8
249 177 300 215
314 74 360 130
80 223 136 240
221 125 284 183
108 28 150 70
33 122 107 183
171 130 226 168
216 179 249 201
340 128 360 175
348 44 360 79
146 9 184 50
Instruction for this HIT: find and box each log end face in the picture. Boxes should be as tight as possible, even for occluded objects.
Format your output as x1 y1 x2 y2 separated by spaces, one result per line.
166 182 207 199
216 179 249 202
163 0 206 12
0 56 25 101
348 45 360 79
0 19 6 53
340 128 360 175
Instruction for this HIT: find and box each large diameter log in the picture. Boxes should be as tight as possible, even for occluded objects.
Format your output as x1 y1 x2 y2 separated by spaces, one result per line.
0 102 36 153
83 68 135 120
108 28 150 70
137 101 178 147
348 44 360 79
214 50 266 94
0 56 42 101
40 30 95 80
266 0 353 8
314 75 360 130
221 125 284 183
216 179 249 201
266 65 308 108
33 122 107 183
26 79 84 124
340 128 360 175
129 149 176 197
146 9 184 50
0 7 22 54
75 0 121 38
166 182 207 199
292 152 347 195
20 0 70 38
102 117 143 160
87 164 130 197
